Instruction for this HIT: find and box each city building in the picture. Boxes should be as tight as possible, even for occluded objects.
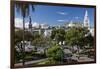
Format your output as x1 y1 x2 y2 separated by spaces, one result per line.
15 10 94 37
44 29 52 37
32 22 40 29
90 28 94 36
68 21 83 28
41 24 49 29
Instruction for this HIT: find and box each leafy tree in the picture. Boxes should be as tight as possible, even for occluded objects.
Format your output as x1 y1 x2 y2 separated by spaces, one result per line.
51 29 65 45
15 30 23 45
83 33 94 57
32 32 52 46
65 28 84 46
32 32 43 46
32 35 45 46
24 31 34 41
65 28 85 59
32 33 52 54
65 27 94 58
85 34 94 48
15 48 23 63
15 30 34 44
46 44 64 62
15 29 36 63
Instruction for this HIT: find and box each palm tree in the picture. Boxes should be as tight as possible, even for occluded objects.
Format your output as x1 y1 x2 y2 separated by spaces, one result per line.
15 2 35 66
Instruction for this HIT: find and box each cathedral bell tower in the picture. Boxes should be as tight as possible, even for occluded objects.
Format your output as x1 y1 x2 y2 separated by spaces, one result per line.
84 10 90 29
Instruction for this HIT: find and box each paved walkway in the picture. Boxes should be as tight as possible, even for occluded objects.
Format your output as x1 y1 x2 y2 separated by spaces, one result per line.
78 57 94 62
71 54 94 62
15 58 48 67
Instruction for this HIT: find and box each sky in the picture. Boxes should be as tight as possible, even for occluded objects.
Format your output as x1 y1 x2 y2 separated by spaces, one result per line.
15 4 95 28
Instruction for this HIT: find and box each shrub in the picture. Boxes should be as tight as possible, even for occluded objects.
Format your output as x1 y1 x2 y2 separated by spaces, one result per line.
46 44 64 61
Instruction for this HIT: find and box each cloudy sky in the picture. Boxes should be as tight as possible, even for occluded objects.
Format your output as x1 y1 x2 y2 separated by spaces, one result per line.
15 4 95 28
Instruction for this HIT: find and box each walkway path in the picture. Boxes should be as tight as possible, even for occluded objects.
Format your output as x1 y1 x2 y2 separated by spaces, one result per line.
15 58 48 67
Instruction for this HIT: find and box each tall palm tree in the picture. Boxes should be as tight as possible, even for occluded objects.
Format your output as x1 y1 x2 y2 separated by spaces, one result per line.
15 2 35 66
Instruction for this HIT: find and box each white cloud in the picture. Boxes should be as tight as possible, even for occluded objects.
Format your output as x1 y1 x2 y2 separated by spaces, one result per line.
57 19 68 22
15 18 23 28
15 18 42 29
57 20 65 22
57 12 68 15
15 18 29 28
74 16 80 19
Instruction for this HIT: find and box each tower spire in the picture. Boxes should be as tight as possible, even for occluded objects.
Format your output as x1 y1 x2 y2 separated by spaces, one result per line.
84 10 90 29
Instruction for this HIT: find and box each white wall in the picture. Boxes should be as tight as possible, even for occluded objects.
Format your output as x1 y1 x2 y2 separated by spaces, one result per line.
0 0 100 69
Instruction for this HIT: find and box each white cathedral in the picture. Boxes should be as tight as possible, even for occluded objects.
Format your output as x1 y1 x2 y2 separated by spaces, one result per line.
66 10 94 36
84 10 90 29
84 10 94 36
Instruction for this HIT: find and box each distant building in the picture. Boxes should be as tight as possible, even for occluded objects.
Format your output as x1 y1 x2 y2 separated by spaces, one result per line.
41 24 49 29
32 22 40 29
83 10 94 36
68 21 74 27
25 10 93 37
90 28 94 36
66 21 83 28
84 10 90 29
44 29 52 37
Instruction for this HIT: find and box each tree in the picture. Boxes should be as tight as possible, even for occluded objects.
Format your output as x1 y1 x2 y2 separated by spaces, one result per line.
15 30 34 44
65 28 85 59
24 31 34 41
15 2 35 65
15 30 34 63
32 34 45 47
80 27 93 48
85 34 94 48
83 33 94 57
15 30 23 45
51 29 65 45
31 33 52 55
46 44 64 63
